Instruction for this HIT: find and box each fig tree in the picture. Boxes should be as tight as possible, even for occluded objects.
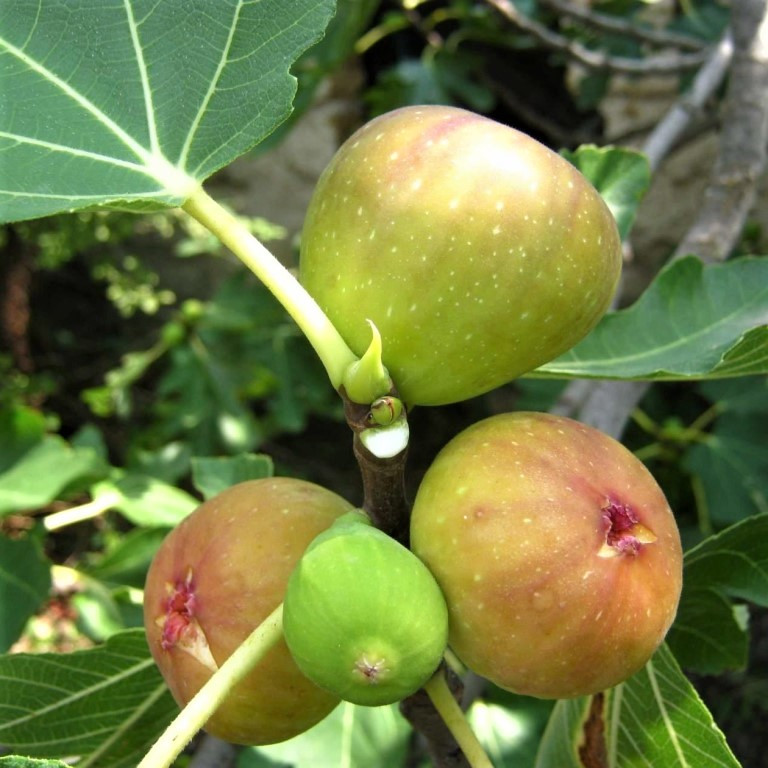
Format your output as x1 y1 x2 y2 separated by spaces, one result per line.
300 105 622 406
144 478 352 745
283 514 448 706
410 412 683 699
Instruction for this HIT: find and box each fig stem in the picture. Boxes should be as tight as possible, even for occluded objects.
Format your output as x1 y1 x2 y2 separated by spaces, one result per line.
181 188 358 390
424 671 495 768
137 603 284 768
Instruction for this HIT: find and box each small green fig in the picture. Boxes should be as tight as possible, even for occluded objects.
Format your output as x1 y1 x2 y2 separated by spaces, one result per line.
283 515 448 706
410 412 683 699
300 105 622 406
144 478 352 745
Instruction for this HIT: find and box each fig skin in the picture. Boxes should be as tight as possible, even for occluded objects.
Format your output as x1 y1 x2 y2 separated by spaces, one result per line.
143 478 352 745
410 412 683 699
300 105 622 406
283 516 448 706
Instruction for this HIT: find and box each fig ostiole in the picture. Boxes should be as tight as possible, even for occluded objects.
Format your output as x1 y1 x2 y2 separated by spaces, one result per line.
300 105 622 406
144 478 353 746
410 412 683 699
283 516 449 706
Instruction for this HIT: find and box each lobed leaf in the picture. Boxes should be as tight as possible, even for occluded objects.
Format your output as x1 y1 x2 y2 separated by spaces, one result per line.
0 629 177 767
0 0 336 223
535 256 768 381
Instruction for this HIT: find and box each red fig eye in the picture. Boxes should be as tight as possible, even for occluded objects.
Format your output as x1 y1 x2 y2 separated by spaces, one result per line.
599 499 658 558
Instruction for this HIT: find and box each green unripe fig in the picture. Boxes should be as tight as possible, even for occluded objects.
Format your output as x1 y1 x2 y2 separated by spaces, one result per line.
410 412 683 699
283 519 449 706
144 478 352 745
300 105 622 406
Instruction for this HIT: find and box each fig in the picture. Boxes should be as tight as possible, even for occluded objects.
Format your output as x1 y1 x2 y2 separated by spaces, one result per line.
143 478 352 745
410 412 683 699
300 105 622 406
283 514 448 706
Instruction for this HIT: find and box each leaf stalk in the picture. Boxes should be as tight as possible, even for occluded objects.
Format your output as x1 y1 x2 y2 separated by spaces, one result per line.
181 188 358 390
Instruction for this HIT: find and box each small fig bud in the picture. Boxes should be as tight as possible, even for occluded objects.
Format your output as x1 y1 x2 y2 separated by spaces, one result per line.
283 520 448 706
368 396 404 427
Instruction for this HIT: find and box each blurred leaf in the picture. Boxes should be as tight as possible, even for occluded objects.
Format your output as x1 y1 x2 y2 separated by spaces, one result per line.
698 376 768 414
681 513 768 605
562 145 650 240
0 0 336 223
71 581 127 643
129 441 192 485
535 645 739 767
240 702 410 768
0 435 105 517
684 413 768 524
84 527 168 589
535 256 768 380
0 528 51 652
0 406 47 473
667 587 748 674
0 629 176 766
0 759 70 768
533 696 590 768
468 698 549 768
92 472 197 527
668 514 768 674
365 58 449 116
191 454 274 500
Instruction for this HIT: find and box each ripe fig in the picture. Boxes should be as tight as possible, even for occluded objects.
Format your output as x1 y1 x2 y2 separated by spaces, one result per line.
283 514 448 706
300 105 622 406
144 478 352 745
410 412 683 699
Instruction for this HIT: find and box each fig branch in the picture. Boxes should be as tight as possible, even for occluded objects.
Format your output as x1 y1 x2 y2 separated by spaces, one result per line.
341 393 486 767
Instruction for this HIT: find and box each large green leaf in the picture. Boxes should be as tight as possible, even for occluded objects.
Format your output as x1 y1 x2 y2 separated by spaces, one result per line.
535 645 740 767
535 256 768 380
0 0 336 223
240 702 411 768
0 529 51 652
0 629 176 767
